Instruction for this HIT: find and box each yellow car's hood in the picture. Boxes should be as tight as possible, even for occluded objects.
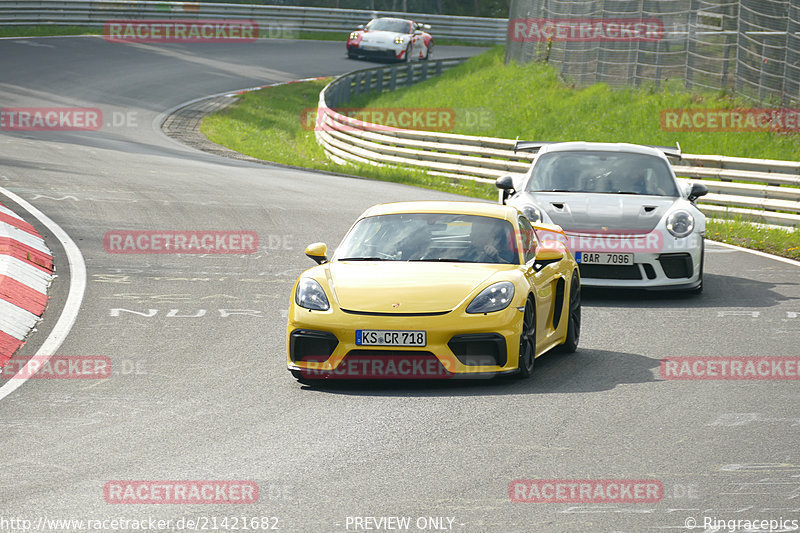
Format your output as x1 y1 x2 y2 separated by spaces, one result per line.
326 261 513 313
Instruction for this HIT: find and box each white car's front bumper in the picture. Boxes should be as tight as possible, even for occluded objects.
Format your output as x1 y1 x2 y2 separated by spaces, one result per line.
348 41 406 59
576 235 704 290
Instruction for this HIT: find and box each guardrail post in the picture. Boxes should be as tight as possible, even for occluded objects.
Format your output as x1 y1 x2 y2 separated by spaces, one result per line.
406 63 414 87
421 61 429 80
389 66 398 91
436 61 443 76
376 68 384 93
368 70 376 93
341 80 350 105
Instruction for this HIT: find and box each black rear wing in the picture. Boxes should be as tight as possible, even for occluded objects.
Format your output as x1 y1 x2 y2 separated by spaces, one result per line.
513 141 554 154
650 142 682 160
513 140 682 160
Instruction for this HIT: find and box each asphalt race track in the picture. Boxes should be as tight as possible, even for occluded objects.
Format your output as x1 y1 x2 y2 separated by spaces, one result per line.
0 36 798 533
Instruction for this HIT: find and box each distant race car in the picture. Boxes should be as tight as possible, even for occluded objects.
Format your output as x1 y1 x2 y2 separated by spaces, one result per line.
497 141 708 292
346 17 433 61
286 201 580 381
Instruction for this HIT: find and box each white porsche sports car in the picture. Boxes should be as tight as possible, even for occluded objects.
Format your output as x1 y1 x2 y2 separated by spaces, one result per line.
346 17 433 62
497 142 709 292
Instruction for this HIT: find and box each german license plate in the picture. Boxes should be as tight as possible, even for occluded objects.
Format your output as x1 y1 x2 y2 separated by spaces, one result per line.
356 330 426 347
576 252 634 265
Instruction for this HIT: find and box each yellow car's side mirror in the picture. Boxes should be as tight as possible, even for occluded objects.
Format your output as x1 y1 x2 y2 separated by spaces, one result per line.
533 244 565 271
535 246 564 263
305 242 328 264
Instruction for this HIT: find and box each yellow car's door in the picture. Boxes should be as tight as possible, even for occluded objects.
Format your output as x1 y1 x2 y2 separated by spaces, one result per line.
518 215 565 357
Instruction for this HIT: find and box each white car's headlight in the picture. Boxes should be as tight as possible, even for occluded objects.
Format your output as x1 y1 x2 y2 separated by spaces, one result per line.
295 278 330 311
394 36 405 44
466 282 515 314
666 210 694 238
349 31 359 40
522 205 542 223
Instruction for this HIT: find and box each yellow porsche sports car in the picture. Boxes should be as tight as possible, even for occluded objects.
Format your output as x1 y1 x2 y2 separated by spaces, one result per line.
286 201 580 381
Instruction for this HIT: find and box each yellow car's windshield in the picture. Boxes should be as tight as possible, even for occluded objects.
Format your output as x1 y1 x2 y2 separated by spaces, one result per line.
335 213 518 264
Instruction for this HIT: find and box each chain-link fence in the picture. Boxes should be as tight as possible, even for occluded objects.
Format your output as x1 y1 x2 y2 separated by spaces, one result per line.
506 0 800 106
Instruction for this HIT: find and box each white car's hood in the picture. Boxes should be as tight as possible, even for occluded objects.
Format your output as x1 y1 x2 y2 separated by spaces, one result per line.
523 192 677 233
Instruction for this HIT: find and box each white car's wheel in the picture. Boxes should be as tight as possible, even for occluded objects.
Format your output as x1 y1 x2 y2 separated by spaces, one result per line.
690 241 705 294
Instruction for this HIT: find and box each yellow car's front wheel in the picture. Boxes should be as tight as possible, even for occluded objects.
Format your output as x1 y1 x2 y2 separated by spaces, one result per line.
517 298 536 378
558 271 581 353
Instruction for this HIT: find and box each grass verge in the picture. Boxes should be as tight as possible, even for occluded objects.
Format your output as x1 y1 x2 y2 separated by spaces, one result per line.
348 47 800 161
707 218 800 260
0 25 100 38
199 78 495 200
203 48 798 260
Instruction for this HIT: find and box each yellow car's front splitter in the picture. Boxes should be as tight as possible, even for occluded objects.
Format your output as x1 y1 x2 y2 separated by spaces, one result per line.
286 304 525 379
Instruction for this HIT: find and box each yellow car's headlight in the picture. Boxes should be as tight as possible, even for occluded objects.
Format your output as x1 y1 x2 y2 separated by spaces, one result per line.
295 278 330 311
466 282 515 314
394 36 405 44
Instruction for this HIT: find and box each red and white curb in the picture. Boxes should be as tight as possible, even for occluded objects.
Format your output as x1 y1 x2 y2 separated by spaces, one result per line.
0 201 54 367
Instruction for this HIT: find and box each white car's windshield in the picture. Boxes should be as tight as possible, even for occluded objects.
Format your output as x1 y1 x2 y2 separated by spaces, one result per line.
365 19 412 33
526 151 679 196
335 213 518 264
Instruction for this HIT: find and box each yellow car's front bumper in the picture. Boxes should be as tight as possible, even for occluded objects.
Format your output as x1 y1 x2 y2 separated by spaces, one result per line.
286 303 525 379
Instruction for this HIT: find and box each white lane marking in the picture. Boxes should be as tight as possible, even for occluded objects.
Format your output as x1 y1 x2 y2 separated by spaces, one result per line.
29 194 80 202
11 40 56 48
707 239 800 268
0 187 86 402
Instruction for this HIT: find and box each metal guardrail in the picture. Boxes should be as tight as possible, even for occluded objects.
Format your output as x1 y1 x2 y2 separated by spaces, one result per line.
0 0 508 43
317 60 800 228
6 0 796 227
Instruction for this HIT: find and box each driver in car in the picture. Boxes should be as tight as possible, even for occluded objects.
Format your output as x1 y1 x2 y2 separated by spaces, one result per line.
467 219 513 263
